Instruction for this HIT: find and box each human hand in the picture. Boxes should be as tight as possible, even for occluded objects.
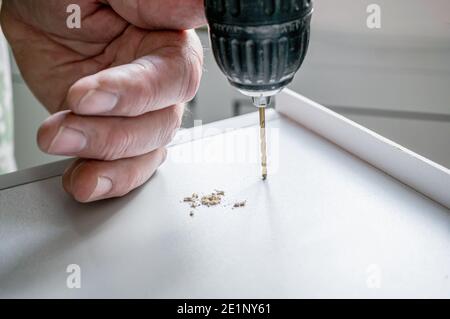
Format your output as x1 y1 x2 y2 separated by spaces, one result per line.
0 0 205 202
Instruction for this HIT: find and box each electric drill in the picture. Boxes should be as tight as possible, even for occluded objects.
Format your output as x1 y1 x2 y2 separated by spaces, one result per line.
205 0 313 179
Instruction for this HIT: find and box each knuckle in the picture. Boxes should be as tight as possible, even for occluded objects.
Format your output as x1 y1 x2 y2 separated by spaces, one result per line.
161 34 203 103
102 123 135 160
184 32 204 101
134 58 161 113
159 107 182 146
183 54 203 102
178 47 203 103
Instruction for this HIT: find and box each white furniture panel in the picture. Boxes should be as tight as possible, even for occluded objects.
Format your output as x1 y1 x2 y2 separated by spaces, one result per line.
1 97 449 298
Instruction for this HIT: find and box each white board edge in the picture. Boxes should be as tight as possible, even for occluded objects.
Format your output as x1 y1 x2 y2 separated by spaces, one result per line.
276 89 450 209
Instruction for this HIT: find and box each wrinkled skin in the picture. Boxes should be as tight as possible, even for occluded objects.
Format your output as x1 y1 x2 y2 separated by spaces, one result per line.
0 0 206 202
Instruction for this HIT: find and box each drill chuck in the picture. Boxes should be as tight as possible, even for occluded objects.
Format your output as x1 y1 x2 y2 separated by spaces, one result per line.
205 0 313 99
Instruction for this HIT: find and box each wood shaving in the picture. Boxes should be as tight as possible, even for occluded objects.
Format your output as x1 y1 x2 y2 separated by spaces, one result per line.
183 193 199 203
201 193 223 207
233 201 247 209
182 190 246 215
214 190 225 196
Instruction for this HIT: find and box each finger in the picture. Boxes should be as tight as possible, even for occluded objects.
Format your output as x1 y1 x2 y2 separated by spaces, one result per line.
38 105 183 160
66 29 203 117
1 0 128 42
106 0 206 30
62 159 85 194
63 148 167 203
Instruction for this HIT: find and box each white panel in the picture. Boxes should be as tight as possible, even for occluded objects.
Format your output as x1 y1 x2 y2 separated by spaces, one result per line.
277 90 450 208
0 111 449 298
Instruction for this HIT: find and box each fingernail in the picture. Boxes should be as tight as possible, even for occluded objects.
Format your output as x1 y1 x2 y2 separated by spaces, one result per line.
48 126 87 155
77 89 118 114
90 177 113 201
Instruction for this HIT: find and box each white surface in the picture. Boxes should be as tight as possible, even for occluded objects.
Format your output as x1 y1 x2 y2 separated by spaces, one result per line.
312 0 450 39
0 113 449 298
277 90 450 208
342 113 450 169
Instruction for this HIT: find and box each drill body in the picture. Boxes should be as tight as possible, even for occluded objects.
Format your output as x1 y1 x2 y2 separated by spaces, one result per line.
205 0 313 106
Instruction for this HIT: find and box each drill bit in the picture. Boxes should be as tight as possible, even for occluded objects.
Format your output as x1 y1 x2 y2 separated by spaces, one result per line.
259 107 268 181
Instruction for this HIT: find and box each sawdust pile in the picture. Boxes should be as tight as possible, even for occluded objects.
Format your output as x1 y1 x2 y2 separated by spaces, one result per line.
182 190 246 217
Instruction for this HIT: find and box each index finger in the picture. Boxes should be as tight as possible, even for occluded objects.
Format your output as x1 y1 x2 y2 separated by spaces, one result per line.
66 28 203 117
106 0 206 30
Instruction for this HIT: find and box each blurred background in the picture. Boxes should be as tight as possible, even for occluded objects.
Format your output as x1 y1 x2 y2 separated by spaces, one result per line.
8 0 450 172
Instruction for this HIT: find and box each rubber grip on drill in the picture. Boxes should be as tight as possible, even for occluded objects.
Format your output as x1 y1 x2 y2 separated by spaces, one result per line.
205 0 313 92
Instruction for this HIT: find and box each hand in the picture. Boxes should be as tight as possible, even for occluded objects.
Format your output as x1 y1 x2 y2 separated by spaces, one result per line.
1 0 205 202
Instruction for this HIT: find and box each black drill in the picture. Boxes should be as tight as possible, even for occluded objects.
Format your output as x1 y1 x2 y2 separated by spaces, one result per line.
205 0 313 179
